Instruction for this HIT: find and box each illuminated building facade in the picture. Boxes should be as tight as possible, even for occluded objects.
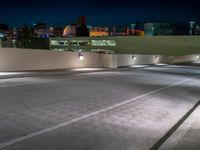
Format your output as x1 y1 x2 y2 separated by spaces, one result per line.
63 24 77 37
33 23 54 38
89 26 109 37
49 37 116 53
144 23 172 36
49 36 200 55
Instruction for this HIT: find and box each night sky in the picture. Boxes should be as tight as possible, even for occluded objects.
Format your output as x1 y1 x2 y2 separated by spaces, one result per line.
0 0 200 27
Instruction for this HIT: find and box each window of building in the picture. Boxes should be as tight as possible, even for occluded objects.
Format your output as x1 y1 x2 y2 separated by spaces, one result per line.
91 40 116 46
70 40 90 46
79 41 90 46
50 40 68 46
50 40 59 45
59 40 68 46
91 49 115 54
71 49 86 52
52 48 67 51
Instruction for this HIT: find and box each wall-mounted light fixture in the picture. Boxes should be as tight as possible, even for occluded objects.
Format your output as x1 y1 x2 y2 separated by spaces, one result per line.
196 55 199 59
78 53 84 61
132 56 136 60
155 56 159 60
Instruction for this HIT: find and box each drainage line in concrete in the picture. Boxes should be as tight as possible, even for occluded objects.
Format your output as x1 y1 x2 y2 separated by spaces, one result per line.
149 100 200 150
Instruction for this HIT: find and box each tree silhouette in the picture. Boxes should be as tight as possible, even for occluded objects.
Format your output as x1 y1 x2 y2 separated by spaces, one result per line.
16 23 34 48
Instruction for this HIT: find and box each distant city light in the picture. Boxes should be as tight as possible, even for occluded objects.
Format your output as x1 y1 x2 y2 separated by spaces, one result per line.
50 27 54 31
0 33 4 38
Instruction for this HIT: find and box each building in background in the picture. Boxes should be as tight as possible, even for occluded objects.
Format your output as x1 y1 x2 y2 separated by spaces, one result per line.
0 23 9 38
33 23 54 38
0 24 18 48
88 26 109 37
126 22 144 36
111 23 144 36
1 16 197 51
34 28 54 38
76 16 89 37
53 27 64 37
63 16 90 37
49 37 116 53
110 25 128 36
49 35 200 56
171 23 189 35
134 30 144 36
33 22 46 29
63 24 77 37
144 23 172 36
62 17 145 37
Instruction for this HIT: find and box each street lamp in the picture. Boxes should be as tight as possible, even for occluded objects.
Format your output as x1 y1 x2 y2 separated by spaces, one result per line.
195 25 200 35
130 24 135 34
189 21 195 35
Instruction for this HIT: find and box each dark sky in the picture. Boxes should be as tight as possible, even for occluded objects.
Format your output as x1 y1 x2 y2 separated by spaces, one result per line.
0 0 200 27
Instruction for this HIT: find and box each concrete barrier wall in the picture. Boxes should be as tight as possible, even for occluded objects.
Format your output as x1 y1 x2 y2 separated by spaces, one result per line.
173 54 200 63
102 54 118 68
117 54 156 66
117 54 174 67
0 48 199 71
0 48 101 71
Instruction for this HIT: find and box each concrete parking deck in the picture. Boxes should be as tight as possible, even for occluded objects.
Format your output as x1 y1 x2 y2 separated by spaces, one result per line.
0 65 200 150
159 104 200 150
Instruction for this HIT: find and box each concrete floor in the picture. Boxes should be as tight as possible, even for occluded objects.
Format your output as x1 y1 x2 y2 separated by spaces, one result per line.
0 65 200 150
159 103 200 150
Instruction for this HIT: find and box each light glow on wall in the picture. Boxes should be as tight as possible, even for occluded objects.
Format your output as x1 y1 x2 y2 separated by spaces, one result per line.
78 53 84 61
154 56 159 64
132 56 136 60
155 56 159 60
